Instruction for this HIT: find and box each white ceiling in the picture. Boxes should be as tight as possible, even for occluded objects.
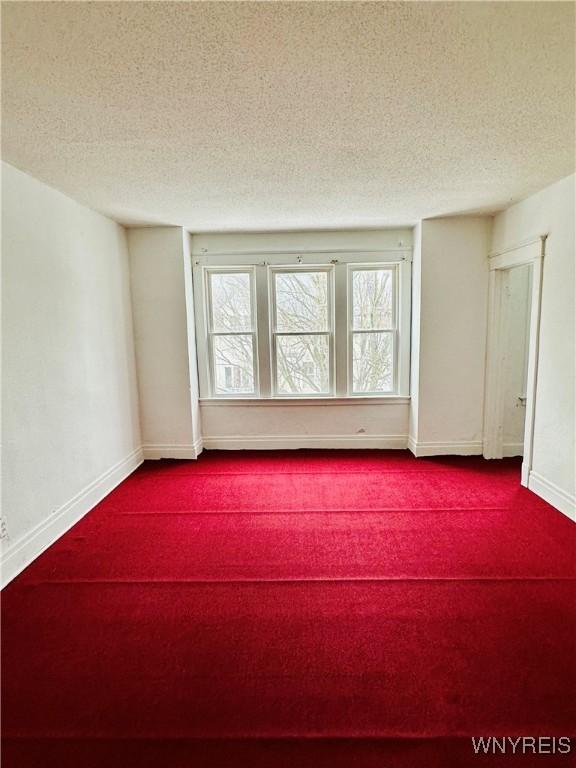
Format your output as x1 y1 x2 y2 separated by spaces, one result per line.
2 1 574 231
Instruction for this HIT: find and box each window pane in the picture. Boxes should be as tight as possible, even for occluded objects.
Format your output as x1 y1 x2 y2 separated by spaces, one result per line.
275 272 329 332
352 269 393 330
352 332 393 393
276 334 330 395
213 334 254 394
210 272 252 332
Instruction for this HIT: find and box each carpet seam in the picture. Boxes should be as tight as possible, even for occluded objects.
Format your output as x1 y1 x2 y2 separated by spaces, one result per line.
24 576 576 586
108 507 549 516
10 734 573 741
134 469 521 476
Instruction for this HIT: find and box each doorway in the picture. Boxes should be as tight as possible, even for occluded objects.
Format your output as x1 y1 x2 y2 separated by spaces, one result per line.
483 236 546 486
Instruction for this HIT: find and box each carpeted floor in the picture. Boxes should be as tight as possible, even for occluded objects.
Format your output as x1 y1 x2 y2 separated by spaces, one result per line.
2 450 575 766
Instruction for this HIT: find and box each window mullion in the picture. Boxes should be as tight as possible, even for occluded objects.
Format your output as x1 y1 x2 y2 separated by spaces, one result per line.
334 263 348 397
255 264 271 397
397 260 411 396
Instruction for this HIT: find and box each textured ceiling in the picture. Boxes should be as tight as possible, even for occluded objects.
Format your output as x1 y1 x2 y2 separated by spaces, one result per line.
2 1 575 231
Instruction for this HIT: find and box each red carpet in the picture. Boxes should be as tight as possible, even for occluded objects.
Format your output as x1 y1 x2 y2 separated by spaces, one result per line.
2 450 575 766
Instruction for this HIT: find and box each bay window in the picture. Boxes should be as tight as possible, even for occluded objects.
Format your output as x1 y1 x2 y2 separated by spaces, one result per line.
194 249 410 400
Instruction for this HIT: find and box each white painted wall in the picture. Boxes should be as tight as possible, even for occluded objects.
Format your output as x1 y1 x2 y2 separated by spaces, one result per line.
201 400 410 449
128 227 201 458
1 162 142 583
409 217 492 455
501 264 531 456
192 229 413 256
491 174 575 517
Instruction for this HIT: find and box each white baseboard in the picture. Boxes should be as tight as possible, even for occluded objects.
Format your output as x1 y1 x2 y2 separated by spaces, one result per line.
503 442 524 457
0 446 144 588
408 437 483 457
142 440 202 460
202 434 408 451
528 471 575 522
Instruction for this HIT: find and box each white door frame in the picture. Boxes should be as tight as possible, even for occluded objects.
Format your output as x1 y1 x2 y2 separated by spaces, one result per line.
483 235 547 486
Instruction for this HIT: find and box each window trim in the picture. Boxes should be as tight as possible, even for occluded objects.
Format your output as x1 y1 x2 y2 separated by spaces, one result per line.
193 250 411 400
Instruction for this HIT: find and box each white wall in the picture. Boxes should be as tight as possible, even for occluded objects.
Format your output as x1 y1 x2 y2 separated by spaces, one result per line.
128 227 201 458
409 217 492 455
201 400 410 449
1 162 142 584
491 174 575 517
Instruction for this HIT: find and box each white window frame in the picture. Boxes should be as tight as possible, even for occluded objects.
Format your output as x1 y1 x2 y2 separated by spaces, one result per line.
269 265 335 398
203 266 259 398
347 264 398 396
193 250 411 401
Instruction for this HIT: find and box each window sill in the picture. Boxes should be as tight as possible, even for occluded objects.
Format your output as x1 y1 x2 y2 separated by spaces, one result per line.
199 396 410 407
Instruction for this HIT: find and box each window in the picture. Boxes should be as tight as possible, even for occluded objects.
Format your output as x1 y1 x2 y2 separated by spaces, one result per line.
194 250 410 400
206 269 257 395
271 269 333 395
350 267 395 394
